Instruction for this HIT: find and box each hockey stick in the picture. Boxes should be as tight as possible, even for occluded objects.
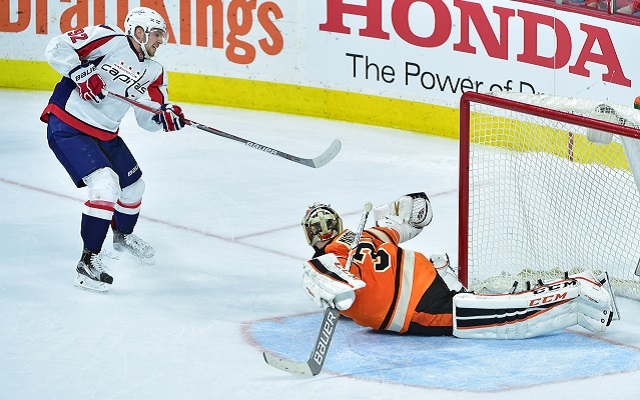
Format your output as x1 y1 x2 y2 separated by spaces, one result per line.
263 201 373 376
106 91 341 168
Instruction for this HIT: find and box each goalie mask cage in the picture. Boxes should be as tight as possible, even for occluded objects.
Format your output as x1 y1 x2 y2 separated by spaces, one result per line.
459 91 640 300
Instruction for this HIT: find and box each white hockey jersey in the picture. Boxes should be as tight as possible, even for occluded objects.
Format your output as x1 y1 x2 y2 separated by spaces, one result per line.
41 24 169 140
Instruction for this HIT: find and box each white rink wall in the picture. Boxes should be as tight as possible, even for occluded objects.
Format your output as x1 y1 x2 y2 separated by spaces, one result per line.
1 0 639 108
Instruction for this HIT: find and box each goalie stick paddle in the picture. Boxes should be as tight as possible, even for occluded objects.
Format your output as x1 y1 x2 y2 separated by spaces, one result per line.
262 306 340 376
263 202 373 377
106 91 341 168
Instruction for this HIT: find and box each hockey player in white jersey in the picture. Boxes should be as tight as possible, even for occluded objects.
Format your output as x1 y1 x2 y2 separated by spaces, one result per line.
41 7 186 293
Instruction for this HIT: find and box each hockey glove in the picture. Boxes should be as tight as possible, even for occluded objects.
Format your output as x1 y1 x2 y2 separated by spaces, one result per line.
69 63 106 103
153 104 186 132
375 192 432 243
302 253 366 310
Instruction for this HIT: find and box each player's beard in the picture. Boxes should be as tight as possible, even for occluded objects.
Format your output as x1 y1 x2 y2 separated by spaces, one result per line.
146 44 157 57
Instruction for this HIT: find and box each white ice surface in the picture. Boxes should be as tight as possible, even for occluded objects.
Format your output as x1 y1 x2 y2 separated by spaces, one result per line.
1 89 639 399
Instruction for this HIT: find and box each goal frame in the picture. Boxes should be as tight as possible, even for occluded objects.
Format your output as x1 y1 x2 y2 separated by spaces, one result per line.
458 91 640 288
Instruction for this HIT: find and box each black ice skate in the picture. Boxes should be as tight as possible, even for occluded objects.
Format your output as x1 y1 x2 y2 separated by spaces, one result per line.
75 249 113 293
113 229 155 265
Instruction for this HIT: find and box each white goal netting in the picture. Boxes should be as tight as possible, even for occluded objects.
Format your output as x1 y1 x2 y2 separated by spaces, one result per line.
462 91 640 300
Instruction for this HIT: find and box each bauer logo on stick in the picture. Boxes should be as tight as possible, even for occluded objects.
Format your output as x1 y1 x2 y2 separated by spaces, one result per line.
312 310 338 365
246 142 278 155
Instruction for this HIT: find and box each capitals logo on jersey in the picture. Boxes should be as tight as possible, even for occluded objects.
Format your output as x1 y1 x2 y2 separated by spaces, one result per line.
101 61 151 96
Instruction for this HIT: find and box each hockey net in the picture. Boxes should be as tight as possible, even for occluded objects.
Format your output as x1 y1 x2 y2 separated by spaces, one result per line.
459 91 640 300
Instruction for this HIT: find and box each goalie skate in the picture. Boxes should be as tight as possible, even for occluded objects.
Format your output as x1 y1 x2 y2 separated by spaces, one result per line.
74 250 112 293
113 230 155 265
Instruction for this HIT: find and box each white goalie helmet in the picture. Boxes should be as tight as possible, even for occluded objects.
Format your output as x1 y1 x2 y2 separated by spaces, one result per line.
301 203 343 247
124 7 168 56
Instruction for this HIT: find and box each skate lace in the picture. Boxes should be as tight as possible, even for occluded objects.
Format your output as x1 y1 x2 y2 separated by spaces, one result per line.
89 252 108 273
123 234 154 257
125 234 147 249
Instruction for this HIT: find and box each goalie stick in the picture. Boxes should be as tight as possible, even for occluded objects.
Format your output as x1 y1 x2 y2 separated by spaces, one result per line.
106 91 341 168
263 201 373 376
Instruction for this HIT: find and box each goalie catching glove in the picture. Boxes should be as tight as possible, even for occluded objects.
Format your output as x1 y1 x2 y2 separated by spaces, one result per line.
302 253 366 310
374 192 433 243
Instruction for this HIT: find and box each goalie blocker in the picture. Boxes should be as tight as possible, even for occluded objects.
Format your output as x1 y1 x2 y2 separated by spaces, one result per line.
302 253 366 311
453 271 614 339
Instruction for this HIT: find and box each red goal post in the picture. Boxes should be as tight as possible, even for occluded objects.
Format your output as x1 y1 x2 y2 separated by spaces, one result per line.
459 91 640 300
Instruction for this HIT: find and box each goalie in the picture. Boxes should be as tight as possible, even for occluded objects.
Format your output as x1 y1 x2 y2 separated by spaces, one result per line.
300 193 615 339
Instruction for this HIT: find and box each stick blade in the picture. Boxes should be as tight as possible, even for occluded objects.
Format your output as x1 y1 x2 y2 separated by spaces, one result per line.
305 139 342 168
262 352 315 376
262 307 339 376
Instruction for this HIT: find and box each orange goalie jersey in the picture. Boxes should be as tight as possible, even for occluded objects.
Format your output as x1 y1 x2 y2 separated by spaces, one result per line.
316 226 457 335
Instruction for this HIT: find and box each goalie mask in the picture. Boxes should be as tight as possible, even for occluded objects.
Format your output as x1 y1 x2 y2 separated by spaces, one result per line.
124 7 168 58
302 203 343 247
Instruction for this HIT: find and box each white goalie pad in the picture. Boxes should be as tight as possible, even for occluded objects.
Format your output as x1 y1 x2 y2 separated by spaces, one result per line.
374 192 433 243
453 271 613 339
573 271 615 332
302 253 366 310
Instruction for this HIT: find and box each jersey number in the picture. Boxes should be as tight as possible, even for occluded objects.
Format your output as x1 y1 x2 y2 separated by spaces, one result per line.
353 242 391 272
68 29 88 43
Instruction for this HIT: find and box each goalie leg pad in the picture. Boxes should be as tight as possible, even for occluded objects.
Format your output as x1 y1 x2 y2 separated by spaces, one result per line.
453 272 614 339
453 285 581 339
572 271 613 333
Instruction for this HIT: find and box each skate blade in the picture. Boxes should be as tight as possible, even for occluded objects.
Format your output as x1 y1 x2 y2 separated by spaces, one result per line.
74 274 108 293
139 256 155 266
101 250 120 260
114 248 155 266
